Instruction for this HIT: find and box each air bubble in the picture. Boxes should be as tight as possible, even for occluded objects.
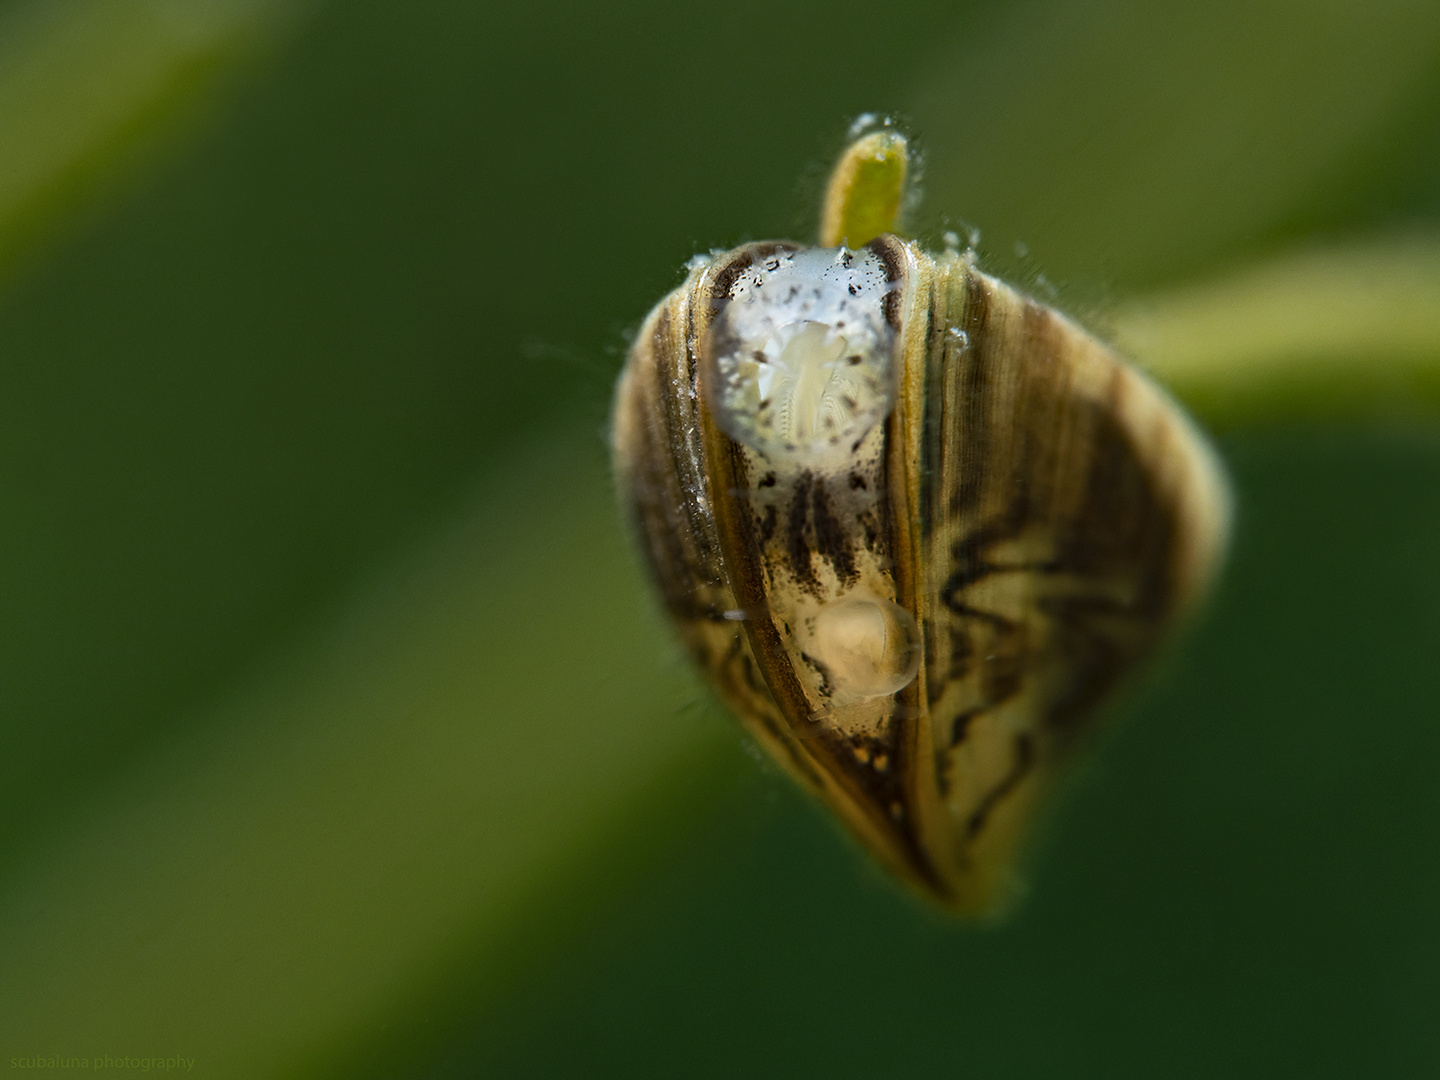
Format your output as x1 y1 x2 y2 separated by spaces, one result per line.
704 247 896 466
802 596 921 702
847 112 896 140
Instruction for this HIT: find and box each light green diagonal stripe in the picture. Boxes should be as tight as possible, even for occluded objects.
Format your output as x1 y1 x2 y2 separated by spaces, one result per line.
0 0 294 274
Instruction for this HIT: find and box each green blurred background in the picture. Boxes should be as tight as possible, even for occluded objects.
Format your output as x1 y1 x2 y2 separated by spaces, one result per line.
0 0 1438 1076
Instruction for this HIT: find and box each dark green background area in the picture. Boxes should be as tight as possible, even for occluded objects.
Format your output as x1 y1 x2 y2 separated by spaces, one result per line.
0 0 1438 1075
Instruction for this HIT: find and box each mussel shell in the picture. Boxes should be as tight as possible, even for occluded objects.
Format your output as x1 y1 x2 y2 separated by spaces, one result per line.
612 235 1229 913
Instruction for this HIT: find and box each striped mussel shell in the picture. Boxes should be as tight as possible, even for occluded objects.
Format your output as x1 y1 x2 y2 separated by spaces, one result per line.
612 229 1229 914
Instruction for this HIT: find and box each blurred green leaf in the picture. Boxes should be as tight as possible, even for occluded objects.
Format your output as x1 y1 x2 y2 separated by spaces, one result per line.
1117 235 1440 425
0 0 294 276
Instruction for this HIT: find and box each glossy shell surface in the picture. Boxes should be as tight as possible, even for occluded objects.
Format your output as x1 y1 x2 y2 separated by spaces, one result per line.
612 234 1229 913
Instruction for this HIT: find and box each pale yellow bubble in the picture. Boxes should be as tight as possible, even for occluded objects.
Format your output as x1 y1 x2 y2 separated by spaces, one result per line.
803 596 920 702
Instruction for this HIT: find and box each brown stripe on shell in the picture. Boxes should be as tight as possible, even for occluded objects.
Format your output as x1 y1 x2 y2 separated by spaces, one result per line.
690 240 951 898
910 254 1226 910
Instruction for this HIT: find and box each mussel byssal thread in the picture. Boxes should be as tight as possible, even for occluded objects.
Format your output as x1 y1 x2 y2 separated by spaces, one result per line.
611 121 1230 914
